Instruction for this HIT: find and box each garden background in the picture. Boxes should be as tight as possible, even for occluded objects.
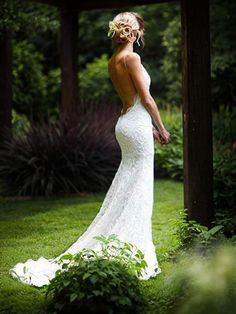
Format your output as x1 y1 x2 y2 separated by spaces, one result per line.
0 0 235 313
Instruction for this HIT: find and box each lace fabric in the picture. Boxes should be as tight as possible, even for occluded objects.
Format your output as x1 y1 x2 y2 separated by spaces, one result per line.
9 63 162 287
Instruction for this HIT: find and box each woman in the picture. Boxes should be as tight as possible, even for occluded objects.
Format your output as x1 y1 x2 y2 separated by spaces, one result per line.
9 12 170 287
107 12 170 146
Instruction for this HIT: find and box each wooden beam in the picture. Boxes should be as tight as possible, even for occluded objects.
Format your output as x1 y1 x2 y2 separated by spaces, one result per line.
78 0 176 10
59 7 79 114
181 0 214 228
31 0 176 10
0 29 12 140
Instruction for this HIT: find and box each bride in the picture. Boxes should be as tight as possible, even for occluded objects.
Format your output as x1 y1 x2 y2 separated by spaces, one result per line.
9 11 171 287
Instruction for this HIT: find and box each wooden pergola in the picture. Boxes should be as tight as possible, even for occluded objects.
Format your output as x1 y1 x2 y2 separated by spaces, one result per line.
0 0 214 228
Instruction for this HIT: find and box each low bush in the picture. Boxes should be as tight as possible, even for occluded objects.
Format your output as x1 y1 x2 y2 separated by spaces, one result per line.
213 142 236 237
165 243 236 314
212 105 236 236
0 104 121 197
44 234 147 314
154 105 236 238
154 107 183 180
212 105 236 145
213 142 236 209
146 241 236 314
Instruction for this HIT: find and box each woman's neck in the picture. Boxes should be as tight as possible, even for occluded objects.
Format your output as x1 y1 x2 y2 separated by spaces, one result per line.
115 42 134 53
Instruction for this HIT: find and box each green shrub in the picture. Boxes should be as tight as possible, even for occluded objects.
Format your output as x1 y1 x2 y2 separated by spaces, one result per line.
169 209 208 249
171 244 236 314
154 107 183 180
160 12 182 105
213 143 236 236
213 143 236 211
45 234 147 314
45 68 61 118
12 40 48 118
212 106 236 145
167 208 231 259
11 109 31 137
45 54 120 107
212 106 236 208
79 54 119 104
212 106 236 235
215 211 236 238
153 105 236 237
148 243 236 314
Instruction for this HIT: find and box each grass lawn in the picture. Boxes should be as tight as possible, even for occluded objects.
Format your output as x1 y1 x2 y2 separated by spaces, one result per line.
0 178 183 313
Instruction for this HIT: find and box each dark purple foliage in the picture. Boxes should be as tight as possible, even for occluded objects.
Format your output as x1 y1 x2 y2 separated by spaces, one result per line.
0 103 121 197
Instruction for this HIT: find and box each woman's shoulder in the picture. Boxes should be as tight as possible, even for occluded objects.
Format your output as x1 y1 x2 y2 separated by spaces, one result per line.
125 52 142 68
126 51 141 61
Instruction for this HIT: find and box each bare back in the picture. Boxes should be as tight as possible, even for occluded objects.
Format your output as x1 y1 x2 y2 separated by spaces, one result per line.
108 51 138 113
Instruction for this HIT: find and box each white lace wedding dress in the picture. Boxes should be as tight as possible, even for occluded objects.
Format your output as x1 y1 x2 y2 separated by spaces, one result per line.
9 63 162 287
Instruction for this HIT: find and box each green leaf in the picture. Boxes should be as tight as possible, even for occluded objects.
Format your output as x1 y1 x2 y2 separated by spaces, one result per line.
82 272 91 280
208 225 224 235
70 293 78 303
92 290 103 296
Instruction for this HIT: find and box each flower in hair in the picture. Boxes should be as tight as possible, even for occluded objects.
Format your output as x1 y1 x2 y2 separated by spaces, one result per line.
107 21 118 38
107 20 141 46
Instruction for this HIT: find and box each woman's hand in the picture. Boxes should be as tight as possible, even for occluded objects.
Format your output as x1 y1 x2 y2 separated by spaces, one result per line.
152 127 171 145
129 32 138 44
159 128 171 144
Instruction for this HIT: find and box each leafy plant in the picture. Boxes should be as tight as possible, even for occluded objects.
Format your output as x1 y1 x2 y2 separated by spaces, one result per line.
44 234 147 314
206 106 236 238
12 39 48 118
210 0 236 110
215 210 236 238
211 105 236 237
154 108 183 180
153 243 236 314
45 54 120 112
160 9 182 105
169 209 225 256
79 54 120 105
169 209 207 248
212 105 236 145
213 139 236 215
11 109 30 137
0 0 59 35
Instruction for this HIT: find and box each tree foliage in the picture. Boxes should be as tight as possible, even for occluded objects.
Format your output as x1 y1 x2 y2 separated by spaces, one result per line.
0 0 235 118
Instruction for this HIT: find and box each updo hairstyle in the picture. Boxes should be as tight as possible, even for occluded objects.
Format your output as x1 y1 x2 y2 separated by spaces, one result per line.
107 12 145 48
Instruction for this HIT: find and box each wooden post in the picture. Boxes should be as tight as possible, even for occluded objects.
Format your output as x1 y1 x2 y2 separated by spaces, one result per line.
0 30 12 140
59 7 78 114
181 0 214 228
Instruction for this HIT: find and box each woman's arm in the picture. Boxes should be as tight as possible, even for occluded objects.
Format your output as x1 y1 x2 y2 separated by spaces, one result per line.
125 52 169 140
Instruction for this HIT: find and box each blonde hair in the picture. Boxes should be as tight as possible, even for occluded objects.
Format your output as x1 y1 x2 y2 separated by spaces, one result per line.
107 12 145 49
